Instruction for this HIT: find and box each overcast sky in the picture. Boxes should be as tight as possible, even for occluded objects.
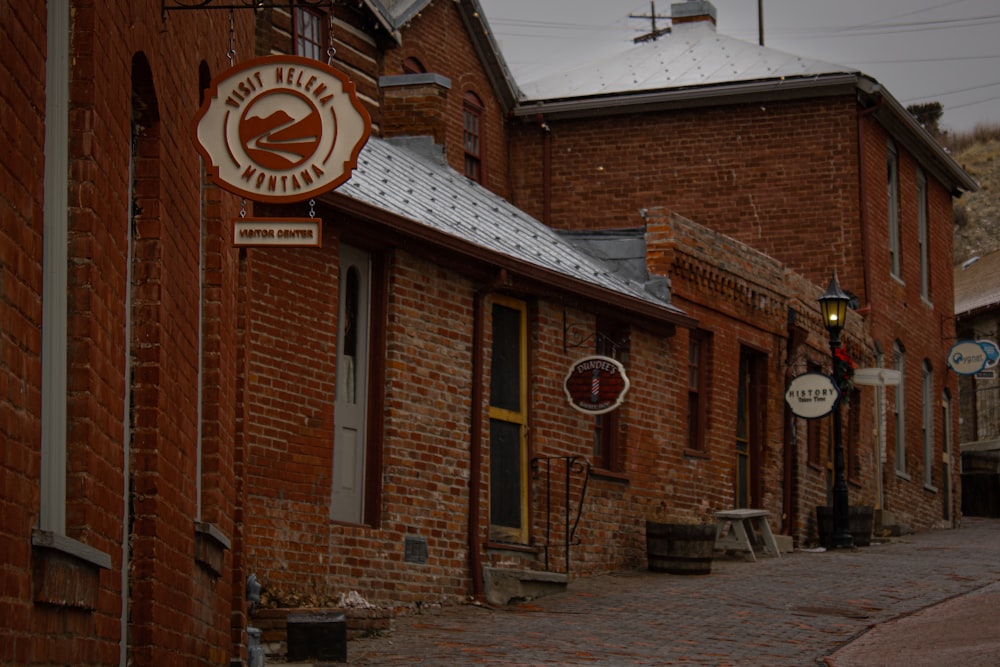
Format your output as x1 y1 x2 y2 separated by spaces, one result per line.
477 0 1000 134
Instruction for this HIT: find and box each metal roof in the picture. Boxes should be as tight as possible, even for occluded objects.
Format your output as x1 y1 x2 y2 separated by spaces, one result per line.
339 136 688 316
517 20 855 102
956 250 1000 317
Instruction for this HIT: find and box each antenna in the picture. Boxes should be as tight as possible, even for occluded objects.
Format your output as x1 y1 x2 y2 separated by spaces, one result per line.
629 1 671 43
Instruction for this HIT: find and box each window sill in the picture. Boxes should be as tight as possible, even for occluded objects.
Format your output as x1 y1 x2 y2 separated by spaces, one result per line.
589 467 630 484
683 448 711 461
486 541 539 554
924 483 938 494
895 470 912 482
31 529 111 610
195 521 231 577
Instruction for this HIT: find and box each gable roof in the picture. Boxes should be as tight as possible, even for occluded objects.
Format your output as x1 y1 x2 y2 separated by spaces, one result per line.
328 136 695 328
365 0 520 110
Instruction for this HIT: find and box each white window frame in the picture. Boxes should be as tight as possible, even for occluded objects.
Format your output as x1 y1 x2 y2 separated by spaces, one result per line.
917 169 929 300
894 342 907 477
922 360 935 489
887 140 902 280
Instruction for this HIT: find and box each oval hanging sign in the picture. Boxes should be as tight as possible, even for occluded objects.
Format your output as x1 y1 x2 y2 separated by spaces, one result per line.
785 372 839 419
192 55 371 204
564 355 630 415
947 340 990 376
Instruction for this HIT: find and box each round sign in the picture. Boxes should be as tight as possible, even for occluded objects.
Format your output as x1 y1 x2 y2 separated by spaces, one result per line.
564 356 630 415
192 55 371 203
784 372 839 419
947 340 990 376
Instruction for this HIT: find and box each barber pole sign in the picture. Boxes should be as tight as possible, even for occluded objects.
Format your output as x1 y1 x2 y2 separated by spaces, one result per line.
564 355 630 415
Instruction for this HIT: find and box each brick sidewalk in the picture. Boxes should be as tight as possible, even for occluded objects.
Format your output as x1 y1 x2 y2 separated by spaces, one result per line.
340 518 1000 666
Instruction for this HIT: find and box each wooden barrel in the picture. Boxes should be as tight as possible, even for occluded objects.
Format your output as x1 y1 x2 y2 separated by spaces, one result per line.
645 521 716 575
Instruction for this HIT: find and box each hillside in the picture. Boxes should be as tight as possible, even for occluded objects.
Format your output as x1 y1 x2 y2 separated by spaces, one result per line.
950 128 1000 265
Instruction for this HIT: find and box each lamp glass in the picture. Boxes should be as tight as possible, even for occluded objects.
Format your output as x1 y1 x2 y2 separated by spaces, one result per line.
818 274 850 334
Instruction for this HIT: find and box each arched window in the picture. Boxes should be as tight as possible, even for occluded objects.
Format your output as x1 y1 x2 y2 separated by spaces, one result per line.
402 56 426 74
463 91 484 183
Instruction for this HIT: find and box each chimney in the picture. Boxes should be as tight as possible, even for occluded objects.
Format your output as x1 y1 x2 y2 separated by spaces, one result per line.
671 0 717 28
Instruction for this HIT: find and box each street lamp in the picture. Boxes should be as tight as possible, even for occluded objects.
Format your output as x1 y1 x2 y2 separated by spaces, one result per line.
818 271 854 549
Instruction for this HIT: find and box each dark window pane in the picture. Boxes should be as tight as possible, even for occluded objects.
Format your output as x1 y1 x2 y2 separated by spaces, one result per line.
490 304 521 411
489 419 522 529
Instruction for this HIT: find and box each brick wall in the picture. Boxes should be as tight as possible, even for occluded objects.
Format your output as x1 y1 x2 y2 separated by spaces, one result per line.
645 209 879 545
510 93 959 534
858 120 959 528
509 98 862 288
2 2 247 665
0 1 48 663
380 0 511 199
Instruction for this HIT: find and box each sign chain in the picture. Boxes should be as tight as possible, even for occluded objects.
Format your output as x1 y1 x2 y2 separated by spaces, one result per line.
226 8 237 65
327 1 337 64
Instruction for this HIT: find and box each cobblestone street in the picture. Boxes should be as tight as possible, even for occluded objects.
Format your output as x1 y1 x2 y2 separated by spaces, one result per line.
342 518 1000 666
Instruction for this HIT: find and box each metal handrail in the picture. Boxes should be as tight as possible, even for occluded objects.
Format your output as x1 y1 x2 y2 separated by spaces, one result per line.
530 455 591 574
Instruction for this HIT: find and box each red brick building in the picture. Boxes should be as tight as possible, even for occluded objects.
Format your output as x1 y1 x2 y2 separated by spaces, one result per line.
506 0 976 537
0 1 974 665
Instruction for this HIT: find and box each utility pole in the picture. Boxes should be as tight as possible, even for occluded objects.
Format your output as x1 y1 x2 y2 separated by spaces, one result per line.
630 1 671 43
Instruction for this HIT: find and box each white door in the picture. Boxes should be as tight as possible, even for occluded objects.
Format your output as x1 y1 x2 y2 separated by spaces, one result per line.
331 245 370 523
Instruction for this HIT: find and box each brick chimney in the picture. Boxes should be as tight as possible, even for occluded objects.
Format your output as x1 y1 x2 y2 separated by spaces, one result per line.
671 0 717 28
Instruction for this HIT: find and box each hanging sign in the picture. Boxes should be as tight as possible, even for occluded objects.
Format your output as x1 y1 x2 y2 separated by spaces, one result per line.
192 55 371 203
947 340 992 376
233 218 321 247
784 372 839 419
564 355 630 415
980 340 1000 368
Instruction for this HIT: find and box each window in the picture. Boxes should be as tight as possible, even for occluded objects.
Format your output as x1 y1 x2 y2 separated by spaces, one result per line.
687 330 710 453
894 341 907 475
489 297 529 543
917 169 930 300
40 0 72 536
941 390 953 521
463 92 484 183
888 140 901 279
923 360 934 487
293 4 326 61
593 319 627 471
402 57 426 74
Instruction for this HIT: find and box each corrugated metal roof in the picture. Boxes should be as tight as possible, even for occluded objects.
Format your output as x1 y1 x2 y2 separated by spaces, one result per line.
340 136 686 314
518 21 855 102
956 250 1000 316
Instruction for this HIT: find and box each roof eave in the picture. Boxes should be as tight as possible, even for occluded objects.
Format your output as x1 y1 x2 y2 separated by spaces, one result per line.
855 77 979 195
512 73 861 120
455 0 521 112
320 189 697 331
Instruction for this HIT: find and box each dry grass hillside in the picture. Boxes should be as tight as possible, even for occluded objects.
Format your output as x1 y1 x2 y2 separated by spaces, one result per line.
949 125 1000 265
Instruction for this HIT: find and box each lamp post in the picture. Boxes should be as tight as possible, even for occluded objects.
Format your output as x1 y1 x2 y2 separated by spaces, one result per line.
818 272 854 549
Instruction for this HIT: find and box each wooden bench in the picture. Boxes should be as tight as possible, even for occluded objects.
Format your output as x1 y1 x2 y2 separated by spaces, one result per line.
714 509 782 562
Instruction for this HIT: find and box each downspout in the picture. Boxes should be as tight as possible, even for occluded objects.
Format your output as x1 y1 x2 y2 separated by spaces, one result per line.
856 96 884 513
469 269 507 602
856 95 884 314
